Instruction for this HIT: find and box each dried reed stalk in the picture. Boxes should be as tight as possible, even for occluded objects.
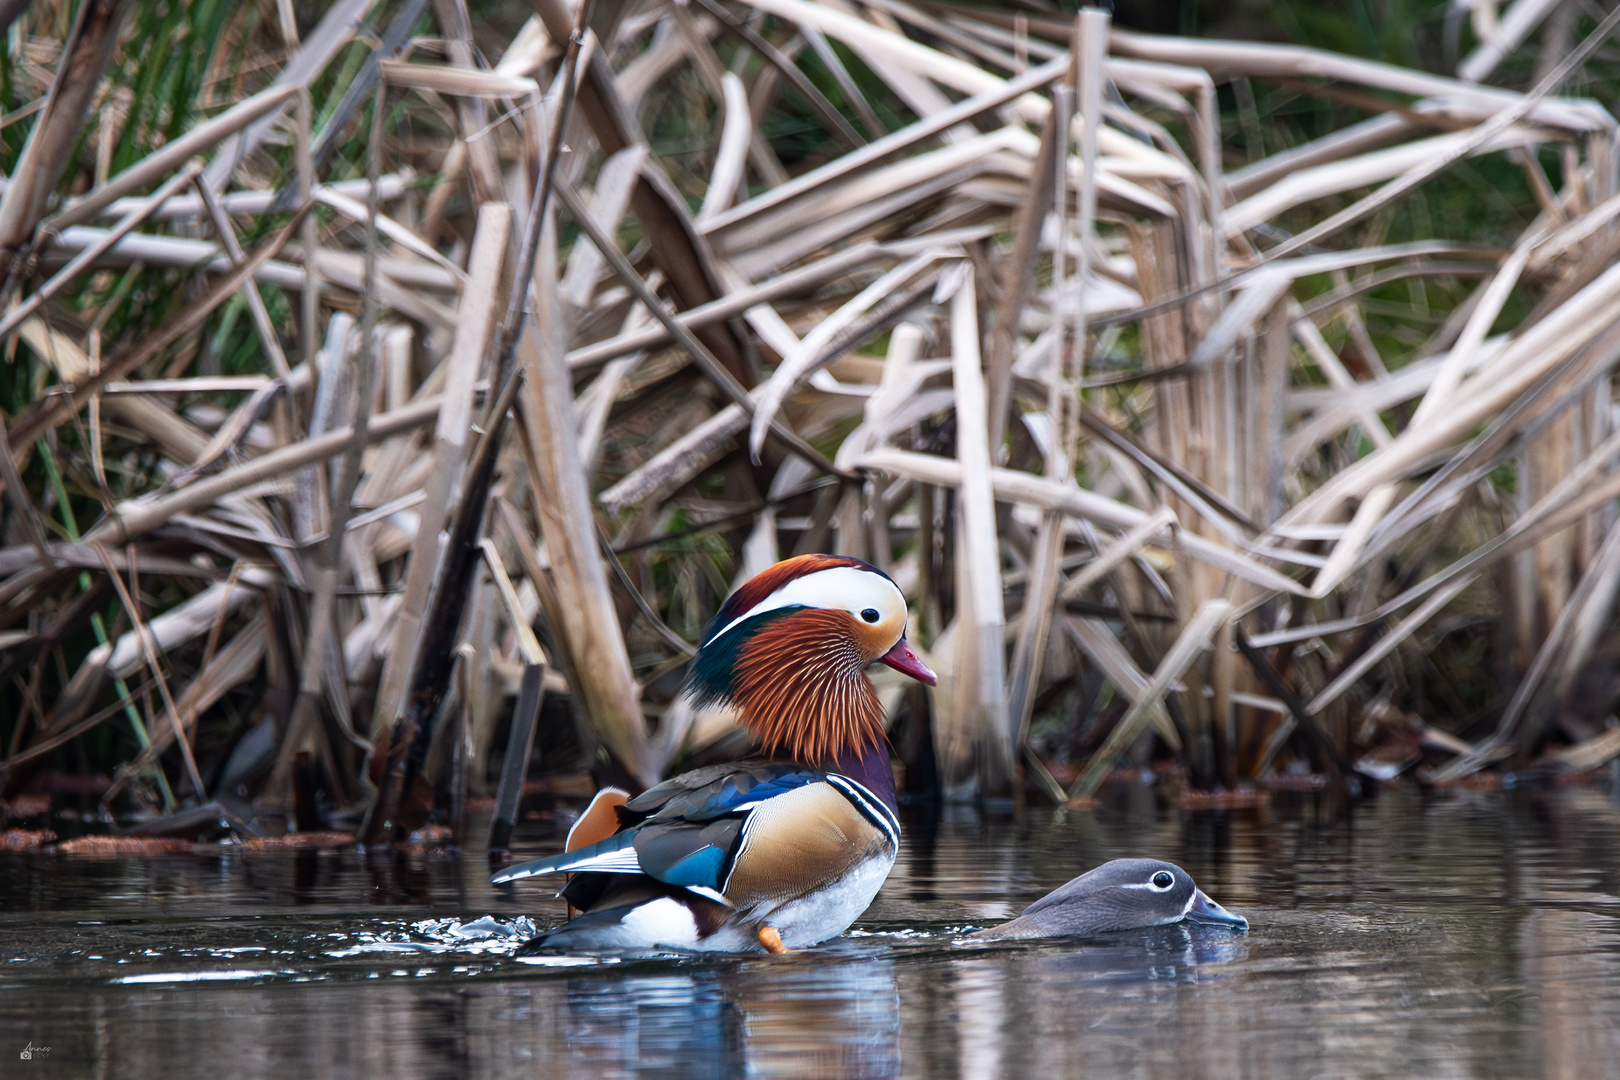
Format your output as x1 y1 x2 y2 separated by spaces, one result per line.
9 0 1620 828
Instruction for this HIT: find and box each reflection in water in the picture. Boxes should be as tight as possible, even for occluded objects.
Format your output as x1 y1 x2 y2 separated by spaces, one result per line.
3 787 1620 1078
537 958 901 1079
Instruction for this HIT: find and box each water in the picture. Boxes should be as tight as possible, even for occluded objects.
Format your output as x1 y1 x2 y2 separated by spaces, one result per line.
4 785 1620 1079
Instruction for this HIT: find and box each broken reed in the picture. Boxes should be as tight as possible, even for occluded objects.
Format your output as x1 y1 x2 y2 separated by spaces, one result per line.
3 0 1620 833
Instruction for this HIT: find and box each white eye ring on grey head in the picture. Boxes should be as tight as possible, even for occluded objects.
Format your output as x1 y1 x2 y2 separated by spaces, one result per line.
1150 871 1175 891
860 608 881 624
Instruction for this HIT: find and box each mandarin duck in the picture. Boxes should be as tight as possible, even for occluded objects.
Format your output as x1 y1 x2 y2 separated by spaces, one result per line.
492 554 936 953
968 859 1247 940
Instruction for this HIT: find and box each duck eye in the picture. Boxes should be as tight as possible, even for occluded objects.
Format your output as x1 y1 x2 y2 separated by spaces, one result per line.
1150 871 1174 890
860 608 881 624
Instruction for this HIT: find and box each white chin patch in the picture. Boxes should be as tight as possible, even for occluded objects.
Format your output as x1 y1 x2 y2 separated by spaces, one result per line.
618 897 701 948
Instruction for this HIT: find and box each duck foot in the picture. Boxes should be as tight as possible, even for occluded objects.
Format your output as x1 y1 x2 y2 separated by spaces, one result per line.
758 926 795 954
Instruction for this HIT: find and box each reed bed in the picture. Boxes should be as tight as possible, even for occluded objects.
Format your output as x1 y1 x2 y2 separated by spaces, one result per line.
3 0 1620 841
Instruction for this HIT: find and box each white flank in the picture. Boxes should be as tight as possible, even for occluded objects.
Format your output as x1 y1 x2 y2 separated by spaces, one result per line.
618 897 701 948
767 852 896 949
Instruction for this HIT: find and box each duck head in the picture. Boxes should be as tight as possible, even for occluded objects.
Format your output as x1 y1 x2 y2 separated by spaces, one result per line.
970 858 1248 940
685 554 936 763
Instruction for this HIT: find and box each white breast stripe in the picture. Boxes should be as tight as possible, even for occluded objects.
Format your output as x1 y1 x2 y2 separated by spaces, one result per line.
825 775 900 851
683 885 733 906
721 804 764 894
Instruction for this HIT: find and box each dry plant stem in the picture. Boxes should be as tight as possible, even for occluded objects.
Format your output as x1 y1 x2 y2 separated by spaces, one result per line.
193 173 292 379
0 408 52 564
491 5 588 390
986 98 1061 454
364 2 592 841
530 0 750 383
373 203 512 735
308 0 430 172
554 179 848 480
947 266 1010 791
858 447 1303 594
1255 5 1620 263
493 496 584 690
664 0 785 188
1065 616 1182 748
1004 72 1071 754
49 86 301 233
1069 600 1231 800
1458 0 1564 83
1492 518 1620 751
7 202 314 452
696 73 752 224
104 616 269 801
0 0 136 261
1009 9 1108 758
433 0 505 203
268 85 386 811
0 161 204 343
565 241 893 371
1062 511 1176 602
596 523 697 658
703 53 1068 233
0 690 148 779
687 0 864 151
201 0 376 193
479 538 546 853
515 205 654 785
94 545 206 800
1305 576 1474 715
1232 630 1350 775
359 4 589 844
86 397 440 548
297 90 321 371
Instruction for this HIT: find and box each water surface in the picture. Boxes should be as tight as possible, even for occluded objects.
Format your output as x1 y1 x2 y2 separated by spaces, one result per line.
4 785 1619 1078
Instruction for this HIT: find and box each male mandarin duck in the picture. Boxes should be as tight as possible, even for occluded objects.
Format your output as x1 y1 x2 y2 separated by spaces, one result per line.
492 554 936 953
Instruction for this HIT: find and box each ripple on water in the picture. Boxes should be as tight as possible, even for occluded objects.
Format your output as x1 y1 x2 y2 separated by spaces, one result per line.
1 787 1619 1079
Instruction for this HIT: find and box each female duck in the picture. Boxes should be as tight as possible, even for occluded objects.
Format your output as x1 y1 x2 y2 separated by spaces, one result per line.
969 859 1247 940
493 554 935 953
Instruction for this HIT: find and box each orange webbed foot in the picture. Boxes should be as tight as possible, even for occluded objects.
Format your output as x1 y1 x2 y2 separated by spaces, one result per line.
759 926 799 954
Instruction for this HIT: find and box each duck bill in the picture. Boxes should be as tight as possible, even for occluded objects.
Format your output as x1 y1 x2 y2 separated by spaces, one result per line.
1185 889 1248 931
879 639 937 685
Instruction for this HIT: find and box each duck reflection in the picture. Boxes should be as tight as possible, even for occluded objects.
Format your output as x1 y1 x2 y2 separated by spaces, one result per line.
551 952 901 1079
921 925 1250 1078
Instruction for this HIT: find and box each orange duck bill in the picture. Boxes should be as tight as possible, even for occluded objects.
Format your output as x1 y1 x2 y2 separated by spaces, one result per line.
878 639 936 685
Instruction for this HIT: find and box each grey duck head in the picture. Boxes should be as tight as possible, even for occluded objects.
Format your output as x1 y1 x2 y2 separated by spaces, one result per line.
969 858 1247 941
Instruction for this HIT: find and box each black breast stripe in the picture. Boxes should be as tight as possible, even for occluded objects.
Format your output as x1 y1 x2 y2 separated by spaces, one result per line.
824 774 900 852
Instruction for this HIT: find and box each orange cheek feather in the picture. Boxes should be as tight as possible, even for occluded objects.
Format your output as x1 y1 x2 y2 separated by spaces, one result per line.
849 611 901 661
731 610 887 763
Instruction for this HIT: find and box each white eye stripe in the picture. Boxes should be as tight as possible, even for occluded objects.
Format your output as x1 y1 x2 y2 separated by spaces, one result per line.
1120 873 1178 892
706 566 906 645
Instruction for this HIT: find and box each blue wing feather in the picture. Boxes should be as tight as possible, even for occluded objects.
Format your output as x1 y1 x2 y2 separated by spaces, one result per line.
490 765 829 891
